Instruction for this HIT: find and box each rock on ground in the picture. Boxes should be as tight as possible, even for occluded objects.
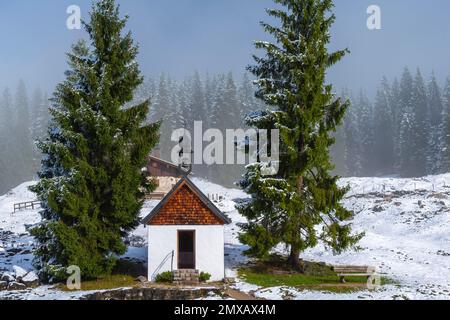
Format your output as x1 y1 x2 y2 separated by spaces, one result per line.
12 266 28 280
135 276 147 284
0 273 15 283
7 281 27 291
21 272 39 288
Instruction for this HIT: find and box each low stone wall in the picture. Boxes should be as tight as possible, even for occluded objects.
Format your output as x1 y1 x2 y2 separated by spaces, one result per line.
82 287 222 300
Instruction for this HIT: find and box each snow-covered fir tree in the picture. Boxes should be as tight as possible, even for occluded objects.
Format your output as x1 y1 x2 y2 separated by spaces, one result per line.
356 90 374 176
30 0 160 281
399 109 417 177
204 73 217 127
176 78 190 129
30 88 50 173
427 73 443 174
410 69 428 177
343 91 363 176
238 0 363 270
373 77 394 175
14 80 34 181
441 77 450 172
0 89 16 194
398 68 416 176
389 77 402 169
189 71 206 127
238 73 260 123
153 73 183 160
330 121 347 176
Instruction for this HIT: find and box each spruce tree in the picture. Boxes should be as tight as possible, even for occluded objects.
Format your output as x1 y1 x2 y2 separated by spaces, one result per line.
168 77 181 133
176 79 190 129
373 77 394 175
153 73 171 158
189 71 206 129
238 73 260 123
344 91 363 176
398 68 415 176
31 88 50 173
205 73 217 127
134 77 156 119
30 0 160 281
0 89 15 194
209 74 226 130
427 73 443 174
220 72 243 185
15 80 34 180
399 68 414 117
330 122 347 176
238 0 362 270
222 72 240 130
441 77 450 172
411 69 428 177
31 87 44 140
356 90 374 176
399 111 416 177
390 78 402 168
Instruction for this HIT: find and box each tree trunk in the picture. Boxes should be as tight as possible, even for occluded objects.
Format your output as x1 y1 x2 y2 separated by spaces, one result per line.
288 175 305 273
288 246 304 272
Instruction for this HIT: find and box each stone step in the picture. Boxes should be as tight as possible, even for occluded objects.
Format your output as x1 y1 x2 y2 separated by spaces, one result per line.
172 269 200 284
173 269 199 273
173 271 199 275
174 281 200 286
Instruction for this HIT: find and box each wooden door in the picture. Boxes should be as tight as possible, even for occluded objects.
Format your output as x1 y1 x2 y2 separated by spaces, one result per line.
178 230 195 269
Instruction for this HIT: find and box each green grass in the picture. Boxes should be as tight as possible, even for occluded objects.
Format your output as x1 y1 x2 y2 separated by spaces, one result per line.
57 258 147 291
238 257 396 294
58 274 137 292
238 269 368 287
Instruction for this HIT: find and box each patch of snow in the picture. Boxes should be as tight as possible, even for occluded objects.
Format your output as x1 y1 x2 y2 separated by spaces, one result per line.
232 280 260 294
22 271 38 283
13 265 28 279
194 175 450 300
1 272 15 283
0 285 97 300
0 181 40 234
247 285 445 300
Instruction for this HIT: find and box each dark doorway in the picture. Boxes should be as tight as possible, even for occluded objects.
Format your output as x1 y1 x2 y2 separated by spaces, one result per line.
178 230 196 269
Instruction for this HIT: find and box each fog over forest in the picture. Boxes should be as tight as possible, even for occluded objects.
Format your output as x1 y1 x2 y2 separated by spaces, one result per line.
3 66 450 193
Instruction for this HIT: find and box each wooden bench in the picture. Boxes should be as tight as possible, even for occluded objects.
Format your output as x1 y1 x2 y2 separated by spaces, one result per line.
333 266 376 283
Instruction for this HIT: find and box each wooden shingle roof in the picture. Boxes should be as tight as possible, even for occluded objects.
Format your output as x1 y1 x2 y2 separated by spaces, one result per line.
142 176 231 225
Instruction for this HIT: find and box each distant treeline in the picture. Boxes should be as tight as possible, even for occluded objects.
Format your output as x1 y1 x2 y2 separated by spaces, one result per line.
333 67 450 178
2 68 450 194
0 81 50 195
0 73 264 193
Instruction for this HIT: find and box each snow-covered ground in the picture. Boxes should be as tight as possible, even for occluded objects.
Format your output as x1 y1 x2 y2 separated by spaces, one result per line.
0 182 39 274
194 176 450 300
1 175 450 300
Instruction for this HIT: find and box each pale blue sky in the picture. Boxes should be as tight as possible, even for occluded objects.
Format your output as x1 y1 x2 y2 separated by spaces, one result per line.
1 0 450 96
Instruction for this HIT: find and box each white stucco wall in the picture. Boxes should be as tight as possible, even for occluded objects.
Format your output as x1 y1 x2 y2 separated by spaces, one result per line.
147 225 225 282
